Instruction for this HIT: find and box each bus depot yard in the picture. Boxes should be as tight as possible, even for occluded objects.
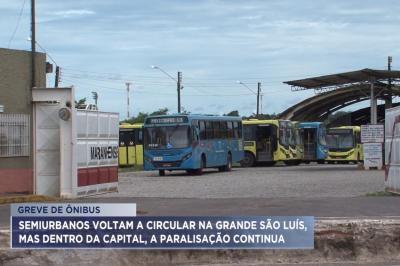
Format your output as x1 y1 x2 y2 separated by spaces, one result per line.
114 164 384 200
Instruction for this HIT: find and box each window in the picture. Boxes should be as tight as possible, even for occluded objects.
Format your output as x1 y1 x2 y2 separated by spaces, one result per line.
233 121 240 138
0 114 30 157
212 121 220 139
243 125 257 141
199 120 206 139
136 128 143 145
227 122 233 138
205 121 213 139
144 126 190 149
220 121 227 138
119 129 133 146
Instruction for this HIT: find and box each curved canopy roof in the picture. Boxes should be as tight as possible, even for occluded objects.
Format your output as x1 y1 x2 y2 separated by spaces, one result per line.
279 84 399 121
284 68 400 90
280 68 400 122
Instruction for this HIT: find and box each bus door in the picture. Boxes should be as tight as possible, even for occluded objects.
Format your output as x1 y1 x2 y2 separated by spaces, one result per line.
134 128 144 166
303 128 317 160
119 128 135 166
120 128 136 166
256 125 274 161
119 130 128 166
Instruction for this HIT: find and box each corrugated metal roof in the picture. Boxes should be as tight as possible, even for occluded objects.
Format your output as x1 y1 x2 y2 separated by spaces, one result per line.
284 68 400 89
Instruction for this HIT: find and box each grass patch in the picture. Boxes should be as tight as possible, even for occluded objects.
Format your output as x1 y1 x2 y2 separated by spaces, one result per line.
119 166 143 173
365 191 399 197
0 195 59 205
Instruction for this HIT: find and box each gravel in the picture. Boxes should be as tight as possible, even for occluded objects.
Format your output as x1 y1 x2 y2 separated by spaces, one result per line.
107 164 385 199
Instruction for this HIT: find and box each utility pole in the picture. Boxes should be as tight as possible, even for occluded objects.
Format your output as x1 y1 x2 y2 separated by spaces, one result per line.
126 82 131 119
257 82 261 117
177 72 182 113
54 66 60 87
31 0 36 88
92 91 98 106
387 56 393 109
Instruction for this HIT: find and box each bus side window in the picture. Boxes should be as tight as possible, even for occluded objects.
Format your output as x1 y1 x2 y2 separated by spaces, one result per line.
233 122 239 139
238 122 242 138
206 121 213 139
128 129 135 146
192 126 198 142
213 121 220 139
136 129 143 145
199 121 206 140
220 121 227 138
355 131 360 144
227 122 233 138
119 130 126 146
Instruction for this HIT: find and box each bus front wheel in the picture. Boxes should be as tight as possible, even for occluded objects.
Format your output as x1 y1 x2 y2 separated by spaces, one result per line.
240 152 255 167
196 155 206 175
159 170 165 176
219 153 232 172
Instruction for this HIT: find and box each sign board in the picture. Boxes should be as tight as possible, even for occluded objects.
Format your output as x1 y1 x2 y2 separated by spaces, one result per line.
363 143 383 169
361 124 384 143
145 116 188 125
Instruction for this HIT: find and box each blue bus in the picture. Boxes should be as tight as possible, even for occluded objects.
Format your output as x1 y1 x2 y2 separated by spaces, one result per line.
143 114 244 176
298 122 328 163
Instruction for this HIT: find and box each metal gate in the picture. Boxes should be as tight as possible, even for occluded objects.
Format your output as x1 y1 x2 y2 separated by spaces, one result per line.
34 103 60 196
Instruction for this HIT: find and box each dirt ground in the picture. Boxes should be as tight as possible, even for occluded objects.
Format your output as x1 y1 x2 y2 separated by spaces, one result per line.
1 218 400 265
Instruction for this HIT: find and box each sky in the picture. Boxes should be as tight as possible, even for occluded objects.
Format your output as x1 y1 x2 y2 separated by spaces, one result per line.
1 0 400 119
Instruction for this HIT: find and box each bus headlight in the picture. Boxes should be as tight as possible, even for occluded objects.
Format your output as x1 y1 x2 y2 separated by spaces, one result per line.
182 152 192 161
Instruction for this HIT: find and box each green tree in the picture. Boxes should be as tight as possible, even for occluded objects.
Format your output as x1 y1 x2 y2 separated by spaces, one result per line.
120 107 169 124
224 110 239 116
74 98 86 108
150 108 169 116
242 113 278 120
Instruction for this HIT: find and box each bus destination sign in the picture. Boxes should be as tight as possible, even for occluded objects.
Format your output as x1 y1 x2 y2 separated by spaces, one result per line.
146 116 188 124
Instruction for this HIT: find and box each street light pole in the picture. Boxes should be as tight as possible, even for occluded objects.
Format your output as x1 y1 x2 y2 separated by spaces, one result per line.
257 82 261 116
152 66 183 113
387 56 393 109
177 72 182 113
125 82 131 119
31 0 36 88
237 81 260 117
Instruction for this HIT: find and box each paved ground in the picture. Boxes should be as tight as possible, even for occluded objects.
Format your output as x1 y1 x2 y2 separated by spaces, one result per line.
110 164 385 198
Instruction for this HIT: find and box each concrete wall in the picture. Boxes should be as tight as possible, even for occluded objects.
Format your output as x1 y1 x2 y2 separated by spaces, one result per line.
0 48 46 194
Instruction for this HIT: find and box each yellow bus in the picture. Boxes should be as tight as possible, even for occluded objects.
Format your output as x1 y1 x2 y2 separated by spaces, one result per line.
119 123 144 167
289 121 303 165
326 126 363 163
241 119 299 167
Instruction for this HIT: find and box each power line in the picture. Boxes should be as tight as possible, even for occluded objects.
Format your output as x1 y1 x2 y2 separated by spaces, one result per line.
60 78 256 97
60 67 339 84
61 72 285 88
8 0 27 48
61 73 286 95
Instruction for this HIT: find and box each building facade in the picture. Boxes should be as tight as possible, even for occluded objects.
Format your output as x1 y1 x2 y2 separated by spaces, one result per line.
0 48 46 194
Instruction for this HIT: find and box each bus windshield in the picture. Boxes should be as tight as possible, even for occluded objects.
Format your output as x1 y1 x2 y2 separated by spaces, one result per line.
145 125 190 149
326 129 354 150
